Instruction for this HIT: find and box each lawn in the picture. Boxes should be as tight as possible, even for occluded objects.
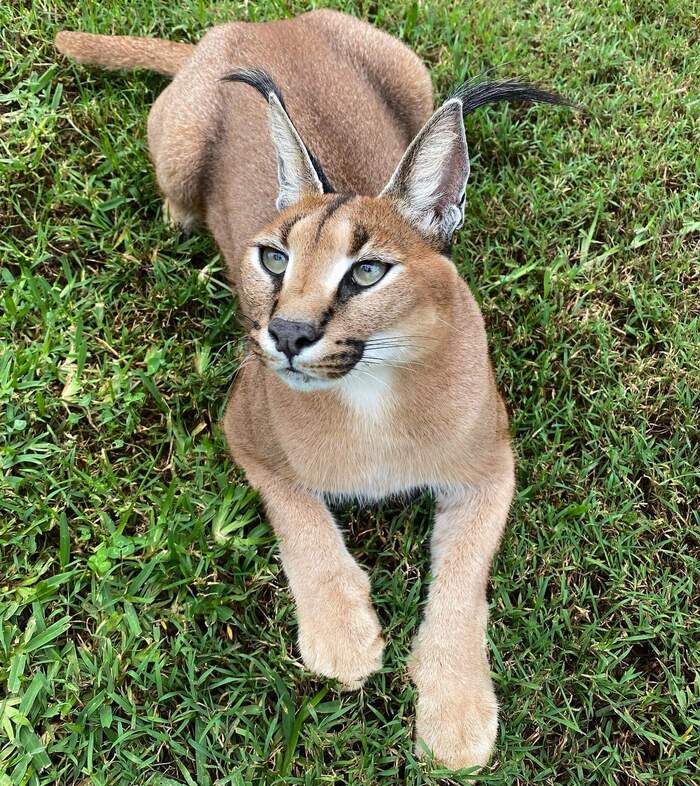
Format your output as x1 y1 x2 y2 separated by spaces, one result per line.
1 0 699 784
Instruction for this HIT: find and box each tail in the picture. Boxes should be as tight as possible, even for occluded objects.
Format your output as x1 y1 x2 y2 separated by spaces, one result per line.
55 31 194 77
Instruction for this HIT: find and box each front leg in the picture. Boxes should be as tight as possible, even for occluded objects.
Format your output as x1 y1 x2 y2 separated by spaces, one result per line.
411 458 514 769
246 463 384 689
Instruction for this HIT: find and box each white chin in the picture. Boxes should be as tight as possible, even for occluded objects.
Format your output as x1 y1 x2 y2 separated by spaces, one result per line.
275 368 338 392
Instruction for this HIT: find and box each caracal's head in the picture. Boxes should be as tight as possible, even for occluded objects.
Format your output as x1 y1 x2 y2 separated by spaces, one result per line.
224 69 566 392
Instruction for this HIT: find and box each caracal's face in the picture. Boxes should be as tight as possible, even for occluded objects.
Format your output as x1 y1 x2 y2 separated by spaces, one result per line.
239 194 451 393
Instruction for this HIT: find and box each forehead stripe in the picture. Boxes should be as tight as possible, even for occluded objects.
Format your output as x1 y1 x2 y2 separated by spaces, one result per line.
279 214 302 246
314 194 353 244
349 224 370 257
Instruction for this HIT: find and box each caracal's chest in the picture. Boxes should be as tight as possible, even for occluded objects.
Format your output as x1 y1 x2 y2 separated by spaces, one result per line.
283 418 433 499
274 376 461 499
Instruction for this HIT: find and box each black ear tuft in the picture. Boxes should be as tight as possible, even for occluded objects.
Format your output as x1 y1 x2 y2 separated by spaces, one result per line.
381 74 572 248
221 68 335 194
221 67 287 109
451 77 574 115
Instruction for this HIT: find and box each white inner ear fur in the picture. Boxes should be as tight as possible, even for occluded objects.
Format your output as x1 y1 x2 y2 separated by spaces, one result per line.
267 93 323 210
381 98 470 244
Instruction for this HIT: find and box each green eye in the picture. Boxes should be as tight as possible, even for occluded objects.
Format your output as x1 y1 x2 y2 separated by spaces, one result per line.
351 260 389 287
260 247 288 275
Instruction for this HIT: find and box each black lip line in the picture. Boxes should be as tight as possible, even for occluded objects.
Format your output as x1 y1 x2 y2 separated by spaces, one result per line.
281 363 309 377
279 363 351 381
277 343 365 380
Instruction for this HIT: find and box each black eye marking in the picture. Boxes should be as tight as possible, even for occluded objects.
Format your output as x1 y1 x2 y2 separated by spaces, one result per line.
336 276 359 305
319 306 335 330
268 276 283 295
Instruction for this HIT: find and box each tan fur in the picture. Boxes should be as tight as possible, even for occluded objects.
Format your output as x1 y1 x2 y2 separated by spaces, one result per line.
56 11 515 769
55 31 193 76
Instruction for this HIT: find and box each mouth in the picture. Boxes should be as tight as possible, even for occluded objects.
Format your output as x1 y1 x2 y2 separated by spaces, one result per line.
273 351 363 390
278 365 315 384
248 333 366 389
273 362 345 392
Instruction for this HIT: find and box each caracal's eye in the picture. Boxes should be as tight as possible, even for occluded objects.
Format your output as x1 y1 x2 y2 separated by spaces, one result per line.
351 260 389 287
260 246 288 275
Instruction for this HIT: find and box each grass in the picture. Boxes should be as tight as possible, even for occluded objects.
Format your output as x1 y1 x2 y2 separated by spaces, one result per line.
1 0 699 783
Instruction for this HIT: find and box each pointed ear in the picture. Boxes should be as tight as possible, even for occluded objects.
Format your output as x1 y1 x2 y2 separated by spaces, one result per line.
381 98 469 248
220 68 328 210
267 93 324 210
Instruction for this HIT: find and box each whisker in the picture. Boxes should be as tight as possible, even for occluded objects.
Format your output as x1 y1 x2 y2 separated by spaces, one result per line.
362 344 437 359
361 341 435 350
359 354 426 364
433 315 460 333
248 345 278 364
359 359 424 370
365 333 441 340
362 341 413 347
363 334 441 344
236 314 261 331
351 365 393 392
361 340 421 347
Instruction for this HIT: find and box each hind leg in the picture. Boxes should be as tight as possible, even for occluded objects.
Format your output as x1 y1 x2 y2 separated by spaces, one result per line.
147 85 201 230
161 195 197 232
144 25 251 232
146 80 209 231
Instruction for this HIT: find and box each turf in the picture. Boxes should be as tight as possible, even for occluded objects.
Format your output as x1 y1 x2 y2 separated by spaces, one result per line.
1 0 699 784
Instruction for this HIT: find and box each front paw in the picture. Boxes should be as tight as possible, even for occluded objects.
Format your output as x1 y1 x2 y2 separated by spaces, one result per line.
296 569 384 690
413 664 498 770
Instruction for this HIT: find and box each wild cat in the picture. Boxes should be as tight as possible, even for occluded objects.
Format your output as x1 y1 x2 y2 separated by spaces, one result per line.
56 9 567 769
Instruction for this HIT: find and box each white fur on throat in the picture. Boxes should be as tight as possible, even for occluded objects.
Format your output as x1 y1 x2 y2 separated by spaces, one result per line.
336 362 394 420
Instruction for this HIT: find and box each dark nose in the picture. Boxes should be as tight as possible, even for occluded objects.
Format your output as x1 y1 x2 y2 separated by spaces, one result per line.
268 317 322 359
